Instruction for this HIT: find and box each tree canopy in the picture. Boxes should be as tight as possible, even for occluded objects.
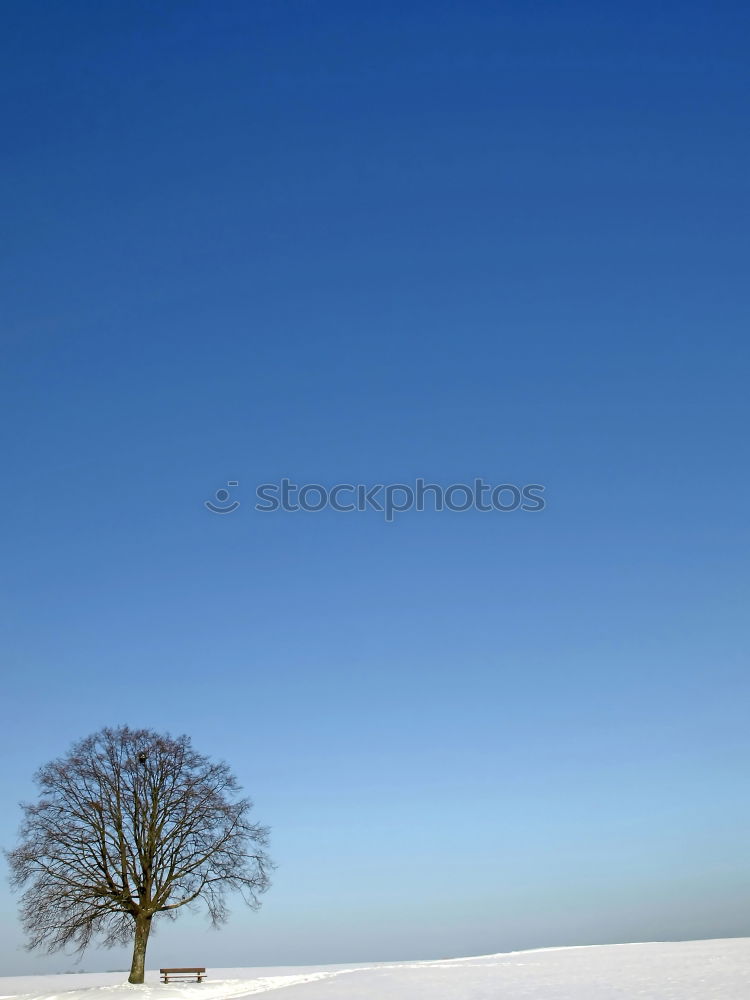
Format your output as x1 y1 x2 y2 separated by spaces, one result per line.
7 726 272 982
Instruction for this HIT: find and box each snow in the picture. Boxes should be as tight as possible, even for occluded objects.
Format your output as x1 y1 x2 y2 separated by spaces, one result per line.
2 938 749 1000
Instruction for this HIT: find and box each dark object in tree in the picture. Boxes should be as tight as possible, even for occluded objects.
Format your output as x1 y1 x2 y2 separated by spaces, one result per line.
7 726 272 984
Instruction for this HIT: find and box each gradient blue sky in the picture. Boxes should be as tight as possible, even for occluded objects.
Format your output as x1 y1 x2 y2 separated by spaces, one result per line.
2 0 749 976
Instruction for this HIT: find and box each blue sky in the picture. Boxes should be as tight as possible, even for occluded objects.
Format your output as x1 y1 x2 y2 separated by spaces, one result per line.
2 0 749 975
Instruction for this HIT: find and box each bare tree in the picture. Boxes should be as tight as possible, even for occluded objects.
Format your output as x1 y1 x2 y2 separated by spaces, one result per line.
7 726 273 983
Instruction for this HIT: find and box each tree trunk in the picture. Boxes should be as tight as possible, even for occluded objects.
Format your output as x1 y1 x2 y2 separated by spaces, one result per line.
128 913 152 984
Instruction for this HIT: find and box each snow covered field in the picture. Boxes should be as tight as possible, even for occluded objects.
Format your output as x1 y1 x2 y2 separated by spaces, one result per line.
2 938 748 1000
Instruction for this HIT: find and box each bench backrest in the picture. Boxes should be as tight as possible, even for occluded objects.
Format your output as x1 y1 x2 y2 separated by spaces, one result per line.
160 968 206 973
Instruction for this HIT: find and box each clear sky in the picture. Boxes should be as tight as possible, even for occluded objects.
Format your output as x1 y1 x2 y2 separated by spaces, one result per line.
2 0 749 976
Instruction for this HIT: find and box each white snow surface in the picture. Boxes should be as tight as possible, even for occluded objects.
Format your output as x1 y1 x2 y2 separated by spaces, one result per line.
2 938 749 1000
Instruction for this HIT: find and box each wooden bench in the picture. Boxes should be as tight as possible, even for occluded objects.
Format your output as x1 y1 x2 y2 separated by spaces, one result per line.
160 968 206 983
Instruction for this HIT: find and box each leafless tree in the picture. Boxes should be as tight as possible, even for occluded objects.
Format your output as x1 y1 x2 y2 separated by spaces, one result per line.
7 726 273 983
